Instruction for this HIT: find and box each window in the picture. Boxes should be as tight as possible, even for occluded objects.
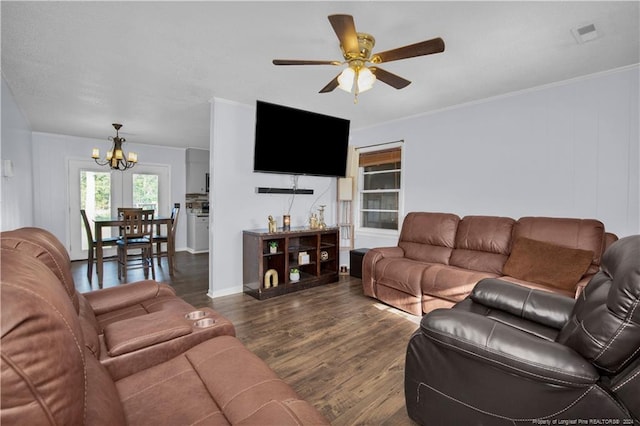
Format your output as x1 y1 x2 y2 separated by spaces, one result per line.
357 144 402 232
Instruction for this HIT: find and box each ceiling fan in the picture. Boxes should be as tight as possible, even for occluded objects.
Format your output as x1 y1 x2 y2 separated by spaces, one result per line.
273 14 445 102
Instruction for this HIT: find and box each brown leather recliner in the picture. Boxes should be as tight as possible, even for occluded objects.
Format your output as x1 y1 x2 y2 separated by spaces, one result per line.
1 246 330 425
1 227 195 331
405 234 640 425
1 227 237 379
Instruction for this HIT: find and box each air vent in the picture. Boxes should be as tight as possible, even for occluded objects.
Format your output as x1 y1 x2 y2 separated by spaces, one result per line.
572 23 599 44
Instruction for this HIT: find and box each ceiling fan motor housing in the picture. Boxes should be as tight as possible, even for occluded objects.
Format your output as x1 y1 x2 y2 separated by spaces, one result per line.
343 32 376 62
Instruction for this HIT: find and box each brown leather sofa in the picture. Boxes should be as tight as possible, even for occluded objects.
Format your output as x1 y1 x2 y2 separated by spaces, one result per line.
1 228 329 425
362 212 618 315
404 234 640 425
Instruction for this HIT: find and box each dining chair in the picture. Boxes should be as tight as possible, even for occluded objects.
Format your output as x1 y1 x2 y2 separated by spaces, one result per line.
154 204 180 272
116 209 155 281
80 209 120 282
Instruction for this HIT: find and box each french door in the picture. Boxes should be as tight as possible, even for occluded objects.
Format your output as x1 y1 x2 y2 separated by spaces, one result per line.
68 159 170 260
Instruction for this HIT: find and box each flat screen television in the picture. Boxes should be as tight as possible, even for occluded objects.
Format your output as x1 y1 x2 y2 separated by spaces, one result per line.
253 100 350 177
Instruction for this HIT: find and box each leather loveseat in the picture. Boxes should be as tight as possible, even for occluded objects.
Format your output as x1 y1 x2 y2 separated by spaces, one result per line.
404 234 640 425
362 212 618 315
1 227 329 425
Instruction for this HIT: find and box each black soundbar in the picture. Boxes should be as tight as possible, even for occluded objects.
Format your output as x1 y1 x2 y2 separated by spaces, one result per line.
256 187 314 195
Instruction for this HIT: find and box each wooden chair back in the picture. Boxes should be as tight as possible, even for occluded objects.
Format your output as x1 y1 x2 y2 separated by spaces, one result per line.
120 209 154 240
169 205 180 237
80 209 95 247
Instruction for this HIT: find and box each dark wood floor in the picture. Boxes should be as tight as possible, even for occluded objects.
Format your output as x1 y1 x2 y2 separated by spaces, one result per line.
71 252 421 425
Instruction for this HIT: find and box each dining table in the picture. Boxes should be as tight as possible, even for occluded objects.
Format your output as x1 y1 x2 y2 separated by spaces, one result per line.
93 215 174 285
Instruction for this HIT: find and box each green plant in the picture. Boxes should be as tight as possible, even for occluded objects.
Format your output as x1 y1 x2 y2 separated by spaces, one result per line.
290 268 299 274
268 241 278 248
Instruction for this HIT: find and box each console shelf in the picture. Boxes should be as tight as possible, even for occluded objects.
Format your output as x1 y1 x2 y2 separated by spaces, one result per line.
243 227 339 300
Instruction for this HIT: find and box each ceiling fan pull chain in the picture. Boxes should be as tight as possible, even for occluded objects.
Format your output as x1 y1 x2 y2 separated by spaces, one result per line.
353 68 360 104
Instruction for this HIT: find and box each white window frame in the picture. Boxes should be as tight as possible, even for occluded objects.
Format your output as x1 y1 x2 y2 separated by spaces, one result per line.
355 141 404 237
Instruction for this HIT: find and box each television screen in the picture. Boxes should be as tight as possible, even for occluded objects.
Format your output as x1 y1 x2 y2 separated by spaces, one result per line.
253 100 350 177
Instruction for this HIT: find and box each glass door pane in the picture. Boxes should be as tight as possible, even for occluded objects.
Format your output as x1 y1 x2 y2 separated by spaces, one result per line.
132 173 159 213
80 170 114 250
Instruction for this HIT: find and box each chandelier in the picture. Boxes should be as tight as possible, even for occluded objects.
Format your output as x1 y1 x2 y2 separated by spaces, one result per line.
91 123 138 171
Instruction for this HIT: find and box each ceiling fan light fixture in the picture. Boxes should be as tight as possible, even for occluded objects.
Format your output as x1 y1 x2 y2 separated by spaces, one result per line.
337 66 356 92
273 14 444 101
357 66 376 92
337 65 376 94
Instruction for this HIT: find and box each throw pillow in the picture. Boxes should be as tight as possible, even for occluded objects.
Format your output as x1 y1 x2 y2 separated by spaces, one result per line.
503 237 594 291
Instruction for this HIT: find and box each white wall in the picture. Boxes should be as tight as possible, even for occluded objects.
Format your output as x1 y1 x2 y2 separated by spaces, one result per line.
208 98 338 298
351 66 640 248
1 77 34 230
31 132 188 250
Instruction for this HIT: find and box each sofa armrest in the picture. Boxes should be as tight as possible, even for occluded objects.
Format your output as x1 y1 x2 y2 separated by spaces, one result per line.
103 311 192 356
362 247 405 297
82 280 178 315
421 308 598 386
470 278 575 329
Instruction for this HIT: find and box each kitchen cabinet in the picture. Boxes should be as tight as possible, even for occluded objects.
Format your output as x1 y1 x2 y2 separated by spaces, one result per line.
187 213 209 253
186 148 209 194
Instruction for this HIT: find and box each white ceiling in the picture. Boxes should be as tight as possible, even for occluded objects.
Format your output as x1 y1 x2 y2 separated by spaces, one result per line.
2 1 639 150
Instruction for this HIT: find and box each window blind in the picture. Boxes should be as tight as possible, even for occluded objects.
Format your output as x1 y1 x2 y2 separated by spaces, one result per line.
358 147 401 167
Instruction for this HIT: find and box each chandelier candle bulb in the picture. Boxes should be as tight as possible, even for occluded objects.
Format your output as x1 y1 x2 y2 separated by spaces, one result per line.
92 148 100 159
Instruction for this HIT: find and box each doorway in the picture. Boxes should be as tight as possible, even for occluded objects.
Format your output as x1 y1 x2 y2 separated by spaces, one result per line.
68 159 170 260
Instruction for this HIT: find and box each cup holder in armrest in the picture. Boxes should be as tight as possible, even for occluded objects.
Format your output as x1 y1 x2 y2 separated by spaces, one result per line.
194 318 216 328
185 311 208 320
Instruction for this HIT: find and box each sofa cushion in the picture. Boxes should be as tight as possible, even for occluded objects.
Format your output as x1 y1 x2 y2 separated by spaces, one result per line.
375 257 428 297
421 264 499 302
513 217 605 274
398 212 459 264
116 335 329 425
449 215 515 274
503 237 594 291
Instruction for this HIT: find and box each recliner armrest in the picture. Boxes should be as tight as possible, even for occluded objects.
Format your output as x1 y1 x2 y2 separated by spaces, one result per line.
366 246 405 260
103 311 192 356
470 278 575 329
421 308 599 386
82 280 178 315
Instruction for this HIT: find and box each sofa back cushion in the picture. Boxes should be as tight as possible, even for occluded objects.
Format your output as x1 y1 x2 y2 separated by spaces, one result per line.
1 248 126 425
1 227 79 312
398 212 460 264
512 217 605 274
557 235 640 374
449 216 515 274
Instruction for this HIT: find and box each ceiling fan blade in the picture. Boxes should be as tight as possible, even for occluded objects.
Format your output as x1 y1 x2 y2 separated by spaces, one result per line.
372 37 445 63
328 14 359 54
273 59 341 66
370 67 411 89
319 75 340 93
